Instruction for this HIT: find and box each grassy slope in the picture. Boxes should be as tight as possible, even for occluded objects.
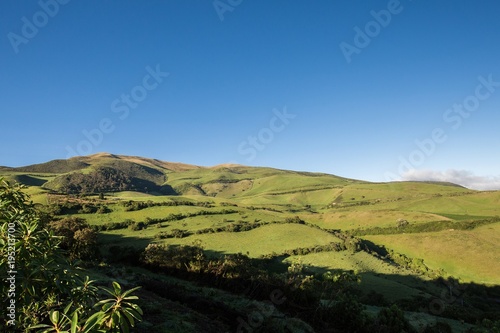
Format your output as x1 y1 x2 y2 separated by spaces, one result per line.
283 251 431 302
2 154 499 292
306 209 451 230
364 222 500 284
105 223 342 258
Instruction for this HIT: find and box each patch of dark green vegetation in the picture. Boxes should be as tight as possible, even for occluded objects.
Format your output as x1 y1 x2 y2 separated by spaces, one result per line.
122 199 214 211
92 209 239 231
351 217 500 236
12 158 90 173
10 174 49 186
43 166 175 195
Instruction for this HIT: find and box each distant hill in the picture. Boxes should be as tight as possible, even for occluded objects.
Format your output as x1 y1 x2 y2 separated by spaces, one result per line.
9 158 90 174
0 153 467 198
1 153 202 195
8 153 200 174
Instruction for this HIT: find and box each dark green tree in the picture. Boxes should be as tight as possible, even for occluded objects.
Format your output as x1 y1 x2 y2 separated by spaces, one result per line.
48 217 99 260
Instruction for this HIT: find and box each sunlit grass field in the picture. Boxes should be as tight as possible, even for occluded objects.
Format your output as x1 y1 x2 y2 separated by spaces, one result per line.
115 223 342 258
364 222 500 285
4 156 500 312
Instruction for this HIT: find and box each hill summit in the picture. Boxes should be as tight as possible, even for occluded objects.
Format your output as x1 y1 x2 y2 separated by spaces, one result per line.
1 153 362 197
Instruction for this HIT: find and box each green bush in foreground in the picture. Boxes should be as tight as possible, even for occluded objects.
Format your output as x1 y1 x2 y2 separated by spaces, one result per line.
0 179 142 332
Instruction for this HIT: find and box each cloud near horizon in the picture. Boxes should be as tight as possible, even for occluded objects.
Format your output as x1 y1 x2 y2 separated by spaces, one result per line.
401 169 500 191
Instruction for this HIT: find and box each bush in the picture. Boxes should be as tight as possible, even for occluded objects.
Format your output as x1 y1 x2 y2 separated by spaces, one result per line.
285 216 305 224
325 294 368 331
78 204 96 214
376 304 414 333
0 178 142 331
170 228 188 238
96 205 111 214
142 243 205 271
129 221 147 231
48 217 99 260
397 218 410 228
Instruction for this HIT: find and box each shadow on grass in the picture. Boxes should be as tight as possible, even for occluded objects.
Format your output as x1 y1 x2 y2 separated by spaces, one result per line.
98 232 153 249
12 174 49 186
97 232 500 332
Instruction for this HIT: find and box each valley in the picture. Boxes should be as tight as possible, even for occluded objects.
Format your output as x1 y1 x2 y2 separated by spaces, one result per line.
1 153 499 332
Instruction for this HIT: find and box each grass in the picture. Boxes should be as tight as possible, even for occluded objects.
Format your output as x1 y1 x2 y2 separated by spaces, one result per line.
305 209 450 230
24 186 51 205
41 171 499 288
72 183 499 314
283 251 432 302
106 191 157 199
154 223 342 257
398 191 500 216
363 222 500 284
101 222 342 257
76 203 235 225
3 154 500 316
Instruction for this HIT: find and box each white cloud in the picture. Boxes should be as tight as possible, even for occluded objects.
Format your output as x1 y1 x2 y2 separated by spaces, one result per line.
401 169 500 191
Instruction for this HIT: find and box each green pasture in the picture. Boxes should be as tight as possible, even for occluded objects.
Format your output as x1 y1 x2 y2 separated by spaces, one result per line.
364 222 500 285
157 223 341 257
305 209 450 230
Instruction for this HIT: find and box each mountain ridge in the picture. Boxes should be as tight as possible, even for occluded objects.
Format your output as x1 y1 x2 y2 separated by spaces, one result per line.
0 153 469 196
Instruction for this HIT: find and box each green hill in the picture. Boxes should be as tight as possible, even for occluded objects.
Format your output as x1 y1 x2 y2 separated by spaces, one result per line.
2 153 499 331
2 153 360 198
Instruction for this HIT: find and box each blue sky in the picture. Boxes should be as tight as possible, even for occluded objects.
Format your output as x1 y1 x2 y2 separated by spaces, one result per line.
1 0 499 189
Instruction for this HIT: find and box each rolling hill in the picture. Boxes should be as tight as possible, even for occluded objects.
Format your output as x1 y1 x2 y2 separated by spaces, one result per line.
1 153 499 332
0 152 360 197
3 153 499 281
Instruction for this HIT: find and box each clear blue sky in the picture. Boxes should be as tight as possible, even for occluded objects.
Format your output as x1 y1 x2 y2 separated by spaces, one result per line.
1 0 499 189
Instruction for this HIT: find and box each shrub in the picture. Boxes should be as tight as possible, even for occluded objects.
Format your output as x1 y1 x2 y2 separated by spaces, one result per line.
376 304 414 333
0 178 142 331
170 228 188 238
96 205 111 214
129 221 147 231
324 294 368 331
48 217 99 260
285 216 305 224
397 218 410 228
142 243 204 271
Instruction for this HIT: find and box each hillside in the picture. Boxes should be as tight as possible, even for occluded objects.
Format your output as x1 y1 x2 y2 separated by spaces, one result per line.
2 153 198 195
1 153 500 332
1 153 360 197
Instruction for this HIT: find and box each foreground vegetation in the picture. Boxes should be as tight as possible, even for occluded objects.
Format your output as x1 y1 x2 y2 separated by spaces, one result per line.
0 180 143 332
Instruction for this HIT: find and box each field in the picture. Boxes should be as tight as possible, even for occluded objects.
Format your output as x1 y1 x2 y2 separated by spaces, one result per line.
79 182 500 299
2 153 499 332
106 223 342 257
6 158 500 288
364 222 500 284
